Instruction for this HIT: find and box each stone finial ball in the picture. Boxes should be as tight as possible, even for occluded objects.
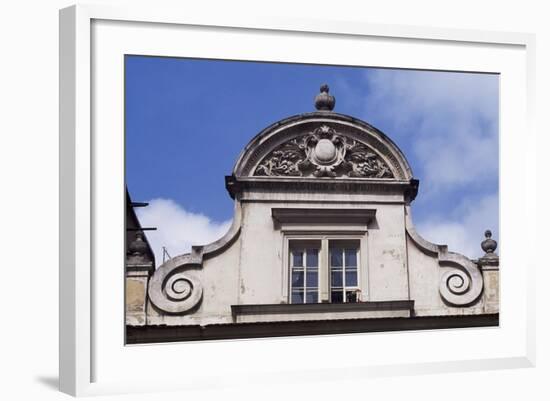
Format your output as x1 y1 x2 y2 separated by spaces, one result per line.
481 229 497 255
314 84 335 111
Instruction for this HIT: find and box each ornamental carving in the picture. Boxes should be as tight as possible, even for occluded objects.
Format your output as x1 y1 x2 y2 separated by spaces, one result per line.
254 125 393 178
148 265 203 314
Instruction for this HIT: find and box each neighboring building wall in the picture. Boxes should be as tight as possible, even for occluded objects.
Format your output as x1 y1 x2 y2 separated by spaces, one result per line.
126 266 151 326
125 191 155 325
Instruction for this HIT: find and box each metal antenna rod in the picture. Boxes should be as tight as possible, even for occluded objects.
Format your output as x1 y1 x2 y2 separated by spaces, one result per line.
162 246 172 264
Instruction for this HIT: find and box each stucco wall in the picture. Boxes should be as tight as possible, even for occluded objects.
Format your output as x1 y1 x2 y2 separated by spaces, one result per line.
366 204 409 302
143 192 497 326
146 235 242 326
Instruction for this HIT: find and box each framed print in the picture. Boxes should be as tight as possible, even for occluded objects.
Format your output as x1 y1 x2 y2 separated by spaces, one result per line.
59 4 536 397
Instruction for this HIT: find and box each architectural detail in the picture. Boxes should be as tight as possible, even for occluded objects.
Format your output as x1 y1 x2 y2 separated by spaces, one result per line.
148 259 203 314
438 255 483 306
147 204 242 315
404 206 484 306
232 112 412 181
254 124 394 178
127 231 149 264
345 140 393 178
314 84 335 111
477 229 499 313
127 85 499 342
125 191 155 326
481 230 498 259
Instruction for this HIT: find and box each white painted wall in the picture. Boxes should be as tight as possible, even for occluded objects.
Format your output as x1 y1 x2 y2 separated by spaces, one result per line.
146 184 495 325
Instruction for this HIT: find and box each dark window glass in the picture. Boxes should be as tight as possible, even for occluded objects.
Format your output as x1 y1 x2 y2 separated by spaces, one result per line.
306 271 318 287
291 290 304 304
345 270 358 287
331 270 343 287
346 291 358 303
305 291 318 303
330 249 343 268
306 249 319 268
292 251 303 268
292 270 304 287
331 290 343 303
345 249 357 267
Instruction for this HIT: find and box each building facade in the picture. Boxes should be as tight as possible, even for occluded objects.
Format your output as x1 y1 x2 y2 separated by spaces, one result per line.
126 85 499 343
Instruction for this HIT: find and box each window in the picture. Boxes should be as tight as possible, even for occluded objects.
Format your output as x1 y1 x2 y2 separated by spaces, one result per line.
290 241 320 304
289 239 361 304
329 241 360 303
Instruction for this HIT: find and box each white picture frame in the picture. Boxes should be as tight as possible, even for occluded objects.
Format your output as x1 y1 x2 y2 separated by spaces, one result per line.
59 4 536 397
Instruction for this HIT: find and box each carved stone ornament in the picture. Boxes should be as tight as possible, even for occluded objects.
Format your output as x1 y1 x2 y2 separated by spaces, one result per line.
405 206 483 307
147 205 243 315
254 125 394 178
148 263 203 314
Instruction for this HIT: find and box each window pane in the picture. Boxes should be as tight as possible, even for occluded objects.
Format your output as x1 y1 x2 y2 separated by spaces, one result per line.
292 251 303 267
331 270 343 287
345 270 358 287
306 271 318 287
291 270 304 287
306 249 318 268
330 248 343 267
331 290 343 303
305 291 318 303
291 290 304 304
346 290 358 303
345 249 357 268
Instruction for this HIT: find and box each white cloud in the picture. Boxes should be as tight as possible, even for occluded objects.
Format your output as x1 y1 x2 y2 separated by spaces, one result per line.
363 69 499 193
415 192 499 258
359 69 499 258
136 198 232 267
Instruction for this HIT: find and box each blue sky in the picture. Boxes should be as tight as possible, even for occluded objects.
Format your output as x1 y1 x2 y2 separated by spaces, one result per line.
125 55 499 264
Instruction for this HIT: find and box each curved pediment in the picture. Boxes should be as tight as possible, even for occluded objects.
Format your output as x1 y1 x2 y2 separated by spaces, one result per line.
254 124 394 179
232 112 413 181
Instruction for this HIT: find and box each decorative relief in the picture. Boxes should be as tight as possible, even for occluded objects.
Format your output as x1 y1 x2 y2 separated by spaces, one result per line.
438 254 483 306
148 264 203 314
147 204 243 316
404 206 484 307
254 125 394 178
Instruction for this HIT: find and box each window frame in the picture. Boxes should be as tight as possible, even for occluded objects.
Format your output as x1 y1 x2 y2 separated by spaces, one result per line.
328 240 361 303
282 232 369 304
289 241 322 304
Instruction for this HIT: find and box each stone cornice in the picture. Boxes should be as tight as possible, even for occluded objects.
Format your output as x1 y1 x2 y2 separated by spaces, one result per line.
271 207 376 225
231 300 415 316
226 175 419 202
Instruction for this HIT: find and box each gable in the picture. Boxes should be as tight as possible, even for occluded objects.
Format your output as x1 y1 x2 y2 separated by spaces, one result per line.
232 112 413 182
254 124 394 179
